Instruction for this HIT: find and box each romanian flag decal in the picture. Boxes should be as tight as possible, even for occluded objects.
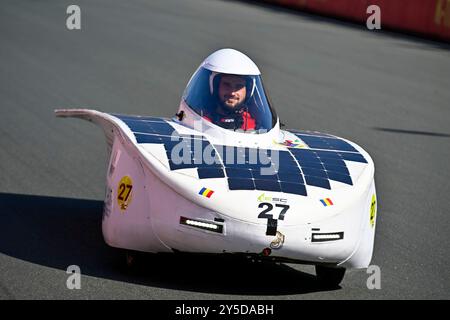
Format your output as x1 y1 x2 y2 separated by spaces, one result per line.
320 198 334 207
199 187 214 198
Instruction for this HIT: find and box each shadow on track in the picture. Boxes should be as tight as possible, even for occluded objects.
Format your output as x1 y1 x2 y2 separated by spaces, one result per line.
373 127 450 138
0 192 337 295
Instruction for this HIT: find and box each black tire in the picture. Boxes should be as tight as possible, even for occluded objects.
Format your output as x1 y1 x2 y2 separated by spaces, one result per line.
315 265 346 288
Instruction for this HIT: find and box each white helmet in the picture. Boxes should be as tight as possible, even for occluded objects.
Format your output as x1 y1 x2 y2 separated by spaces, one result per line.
205 49 258 98
202 48 261 75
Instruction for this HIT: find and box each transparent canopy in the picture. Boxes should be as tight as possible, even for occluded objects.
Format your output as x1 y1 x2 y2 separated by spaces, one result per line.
182 67 277 133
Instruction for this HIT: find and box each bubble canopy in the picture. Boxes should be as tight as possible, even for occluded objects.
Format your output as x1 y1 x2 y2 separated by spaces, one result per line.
182 67 278 133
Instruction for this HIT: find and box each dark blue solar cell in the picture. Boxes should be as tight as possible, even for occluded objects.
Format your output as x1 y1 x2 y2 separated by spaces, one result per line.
323 163 349 175
279 160 298 169
223 162 250 169
146 122 175 135
168 160 197 170
254 179 281 192
295 134 318 139
113 114 166 122
135 133 165 144
340 152 368 163
167 150 214 169
327 172 353 185
120 118 175 136
301 168 328 178
271 152 296 167
202 156 223 167
304 175 331 189
289 149 319 159
225 167 252 179
277 164 301 173
197 168 225 179
293 135 329 149
279 151 295 161
162 139 180 148
298 135 360 152
257 162 279 173
243 162 262 170
320 158 346 167
228 178 255 190
289 130 335 138
192 160 215 168
198 162 224 170
157 137 173 144
295 135 322 141
280 182 307 196
266 161 288 174
277 172 304 184
315 150 342 159
327 139 358 152
121 120 155 133
252 169 279 180
297 160 324 169
294 153 321 161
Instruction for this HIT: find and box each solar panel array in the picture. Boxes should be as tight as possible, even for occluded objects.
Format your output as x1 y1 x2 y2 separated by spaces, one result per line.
114 115 368 197
213 146 307 196
114 115 225 179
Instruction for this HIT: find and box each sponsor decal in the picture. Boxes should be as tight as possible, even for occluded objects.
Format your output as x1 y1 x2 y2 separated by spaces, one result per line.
199 187 214 198
270 231 285 249
274 139 306 149
117 176 133 211
320 198 334 207
370 194 377 227
257 193 287 204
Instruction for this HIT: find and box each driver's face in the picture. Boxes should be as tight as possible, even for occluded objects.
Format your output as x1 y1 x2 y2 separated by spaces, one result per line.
218 75 247 109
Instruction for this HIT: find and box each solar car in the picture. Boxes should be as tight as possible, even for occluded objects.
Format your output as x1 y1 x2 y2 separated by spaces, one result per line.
56 49 377 287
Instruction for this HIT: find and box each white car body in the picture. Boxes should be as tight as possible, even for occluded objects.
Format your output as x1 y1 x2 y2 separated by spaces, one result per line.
55 107 377 270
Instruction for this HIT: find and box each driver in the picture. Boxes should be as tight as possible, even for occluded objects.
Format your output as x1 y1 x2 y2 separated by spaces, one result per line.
203 73 256 131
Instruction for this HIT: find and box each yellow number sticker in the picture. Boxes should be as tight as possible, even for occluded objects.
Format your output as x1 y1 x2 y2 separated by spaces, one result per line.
370 194 377 228
117 176 133 211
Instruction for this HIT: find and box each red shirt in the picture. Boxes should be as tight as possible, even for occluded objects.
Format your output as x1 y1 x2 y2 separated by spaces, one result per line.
203 110 256 130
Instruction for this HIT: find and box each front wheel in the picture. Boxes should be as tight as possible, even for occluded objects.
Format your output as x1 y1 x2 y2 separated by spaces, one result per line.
315 265 346 288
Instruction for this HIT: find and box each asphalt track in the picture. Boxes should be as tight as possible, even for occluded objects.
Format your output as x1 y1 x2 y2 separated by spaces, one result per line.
1 0 449 300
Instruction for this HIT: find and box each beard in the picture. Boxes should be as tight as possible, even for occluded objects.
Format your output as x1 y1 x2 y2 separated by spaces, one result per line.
220 97 244 112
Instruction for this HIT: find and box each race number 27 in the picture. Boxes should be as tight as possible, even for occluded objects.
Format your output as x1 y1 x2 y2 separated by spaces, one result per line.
257 202 289 236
